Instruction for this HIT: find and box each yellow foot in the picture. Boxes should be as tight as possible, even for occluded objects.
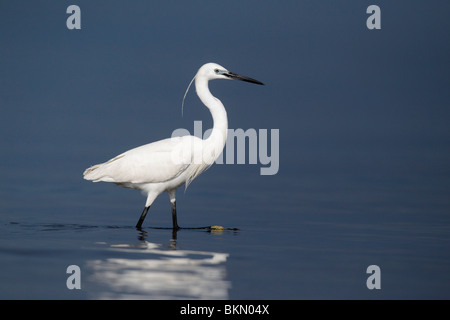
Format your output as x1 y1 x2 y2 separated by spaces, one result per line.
210 225 225 230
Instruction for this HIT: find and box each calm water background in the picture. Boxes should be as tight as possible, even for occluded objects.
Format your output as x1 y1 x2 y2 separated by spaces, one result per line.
1 1 449 299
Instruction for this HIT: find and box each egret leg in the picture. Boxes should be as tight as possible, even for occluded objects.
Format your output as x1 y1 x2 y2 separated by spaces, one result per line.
171 200 180 230
167 189 180 230
136 206 150 229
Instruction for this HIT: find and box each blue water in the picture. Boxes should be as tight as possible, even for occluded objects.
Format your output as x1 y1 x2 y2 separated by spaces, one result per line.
1 159 449 299
1 1 450 299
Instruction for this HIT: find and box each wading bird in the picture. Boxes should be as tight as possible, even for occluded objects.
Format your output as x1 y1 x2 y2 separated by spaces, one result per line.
83 63 263 229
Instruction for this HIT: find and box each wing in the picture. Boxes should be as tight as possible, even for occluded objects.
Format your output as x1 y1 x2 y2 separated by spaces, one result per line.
83 136 201 184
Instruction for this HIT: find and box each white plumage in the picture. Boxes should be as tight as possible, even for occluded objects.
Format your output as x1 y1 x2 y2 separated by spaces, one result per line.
83 62 263 229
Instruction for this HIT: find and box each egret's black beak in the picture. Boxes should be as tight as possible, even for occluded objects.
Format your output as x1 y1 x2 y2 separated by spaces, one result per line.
224 71 264 85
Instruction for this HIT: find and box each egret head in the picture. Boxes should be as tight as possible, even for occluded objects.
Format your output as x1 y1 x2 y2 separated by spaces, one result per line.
198 62 264 85
182 62 263 116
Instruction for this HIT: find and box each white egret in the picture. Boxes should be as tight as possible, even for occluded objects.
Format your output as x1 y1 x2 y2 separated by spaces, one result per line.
83 63 263 229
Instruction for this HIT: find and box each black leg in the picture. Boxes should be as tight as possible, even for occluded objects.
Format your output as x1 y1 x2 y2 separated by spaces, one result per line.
136 206 150 229
171 201 180 230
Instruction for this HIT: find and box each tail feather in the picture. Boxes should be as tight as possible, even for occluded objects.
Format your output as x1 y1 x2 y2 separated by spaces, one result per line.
83 154 125 182
83 164 103 181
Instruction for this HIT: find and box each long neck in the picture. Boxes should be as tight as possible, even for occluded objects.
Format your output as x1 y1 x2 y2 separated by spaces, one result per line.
195 77 228 152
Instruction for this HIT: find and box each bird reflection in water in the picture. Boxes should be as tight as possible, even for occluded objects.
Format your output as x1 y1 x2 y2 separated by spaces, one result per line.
86 229 231 299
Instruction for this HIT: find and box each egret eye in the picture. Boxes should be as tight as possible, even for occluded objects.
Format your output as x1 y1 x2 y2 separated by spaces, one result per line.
214 68 220 74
